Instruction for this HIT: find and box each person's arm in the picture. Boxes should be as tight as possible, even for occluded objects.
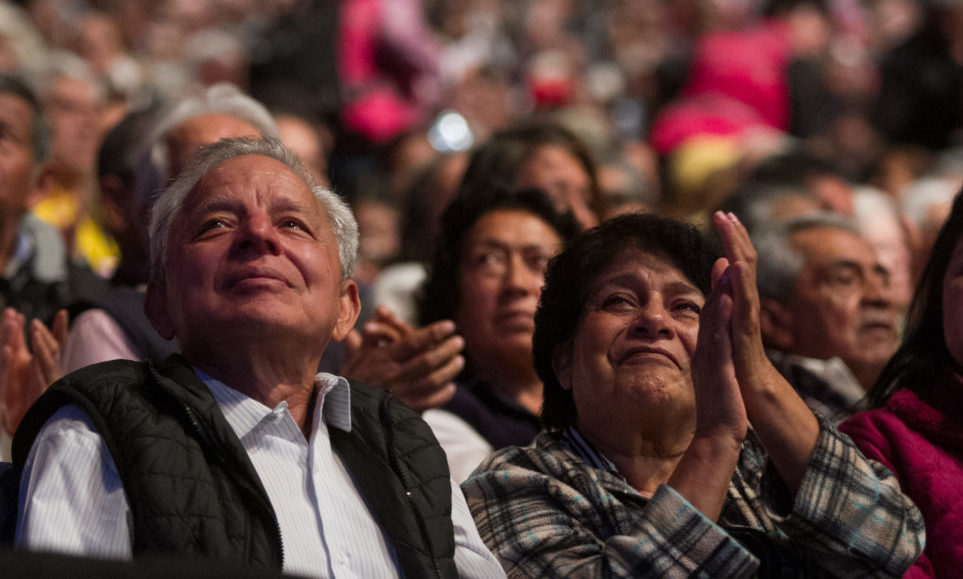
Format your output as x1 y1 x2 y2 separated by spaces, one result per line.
758 421 926 577
462 445 758 578
712 211 819 493
838 413 933 577
450 478 507 578
713 212 924 576
16 405 131 559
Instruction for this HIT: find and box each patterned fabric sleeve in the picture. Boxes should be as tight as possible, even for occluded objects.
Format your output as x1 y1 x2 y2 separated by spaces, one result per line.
759 422 926 577
461 440 758 578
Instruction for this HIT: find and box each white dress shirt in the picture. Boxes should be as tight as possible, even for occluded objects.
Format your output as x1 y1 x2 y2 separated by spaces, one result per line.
16 371 504 578
422 409 493 483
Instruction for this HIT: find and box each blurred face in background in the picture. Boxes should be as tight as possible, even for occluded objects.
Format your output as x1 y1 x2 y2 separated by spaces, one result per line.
0 91 38 224
456 208 563 379
785 227 899 385
164 114 261 178
44 74 103 180
515 144 597 230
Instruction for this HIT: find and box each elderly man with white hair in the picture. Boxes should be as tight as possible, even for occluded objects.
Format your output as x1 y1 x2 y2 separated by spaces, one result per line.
12 137 503 578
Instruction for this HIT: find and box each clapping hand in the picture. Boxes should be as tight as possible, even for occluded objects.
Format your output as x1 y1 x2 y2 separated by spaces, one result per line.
0 308 67 435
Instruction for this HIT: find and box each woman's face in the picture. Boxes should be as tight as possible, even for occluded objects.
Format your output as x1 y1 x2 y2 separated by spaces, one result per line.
942 233 963 366
557 248 704 432
456 209 565 378
515 144 598 230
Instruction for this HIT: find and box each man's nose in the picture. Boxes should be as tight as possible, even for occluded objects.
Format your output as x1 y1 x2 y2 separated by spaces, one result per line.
236 214 280 254
863 269 893 308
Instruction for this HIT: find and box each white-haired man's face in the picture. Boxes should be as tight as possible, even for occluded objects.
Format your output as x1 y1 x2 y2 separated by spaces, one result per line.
146 153 359 362
780 227 899 379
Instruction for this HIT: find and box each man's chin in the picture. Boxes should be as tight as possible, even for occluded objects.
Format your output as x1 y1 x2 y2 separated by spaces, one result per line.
847 345 898 373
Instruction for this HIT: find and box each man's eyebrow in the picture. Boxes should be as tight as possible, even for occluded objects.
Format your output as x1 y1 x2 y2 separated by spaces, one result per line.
825 260 863 272
188 197 242 218
270 196 317 214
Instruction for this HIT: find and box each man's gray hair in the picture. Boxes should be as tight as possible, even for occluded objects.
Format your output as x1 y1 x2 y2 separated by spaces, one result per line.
753 212 863 304
135 83 278 208
35 50 106 103
149 137 358 282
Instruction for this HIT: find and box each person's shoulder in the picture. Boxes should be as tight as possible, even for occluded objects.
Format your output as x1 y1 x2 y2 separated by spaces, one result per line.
12 360 151 467
344 378 429 436
58 359 149 387
36 359 152 417
468 432 567 478
346 378 405 411
461 433 610 509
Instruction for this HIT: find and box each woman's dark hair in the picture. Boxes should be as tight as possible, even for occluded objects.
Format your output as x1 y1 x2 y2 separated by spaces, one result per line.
418 186 580 327
535 213 722 431
867 186 963 408
458 122 605 219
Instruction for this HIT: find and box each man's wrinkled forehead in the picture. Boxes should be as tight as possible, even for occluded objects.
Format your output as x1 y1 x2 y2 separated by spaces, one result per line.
175 164 325 226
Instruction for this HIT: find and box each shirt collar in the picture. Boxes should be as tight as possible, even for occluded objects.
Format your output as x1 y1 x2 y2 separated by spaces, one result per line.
559 426 620 474
198 370 353 441
776 352 865 404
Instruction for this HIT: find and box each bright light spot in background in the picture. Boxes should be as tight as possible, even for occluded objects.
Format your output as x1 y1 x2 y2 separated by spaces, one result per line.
429 110 474 152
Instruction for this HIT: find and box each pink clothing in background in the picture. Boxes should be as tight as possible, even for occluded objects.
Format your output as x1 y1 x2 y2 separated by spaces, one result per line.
840 374 963 578
338 0 441 145
649 22 791 155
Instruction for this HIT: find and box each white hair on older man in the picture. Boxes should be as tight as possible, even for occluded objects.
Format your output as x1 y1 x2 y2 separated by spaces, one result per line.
149 137 358 283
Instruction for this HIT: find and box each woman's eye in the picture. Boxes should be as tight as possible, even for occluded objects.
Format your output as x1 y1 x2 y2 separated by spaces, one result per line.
527 253 553 274
674 302 701 315
281 219 304 230
474 251 505 269
602 294 633 310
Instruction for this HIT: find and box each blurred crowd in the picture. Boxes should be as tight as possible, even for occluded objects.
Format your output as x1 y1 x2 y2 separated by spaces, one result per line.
1 0 963 575
0 0 959 288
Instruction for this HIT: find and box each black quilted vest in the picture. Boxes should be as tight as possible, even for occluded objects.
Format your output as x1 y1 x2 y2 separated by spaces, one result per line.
13 355 458 578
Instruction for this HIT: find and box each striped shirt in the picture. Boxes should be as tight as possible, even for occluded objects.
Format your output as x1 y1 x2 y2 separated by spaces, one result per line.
16 371 504 578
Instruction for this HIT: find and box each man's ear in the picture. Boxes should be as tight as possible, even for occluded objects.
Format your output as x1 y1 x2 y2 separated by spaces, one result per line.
551 341 574 391
144 280 176 340
331 279 362 342
760 298 793 351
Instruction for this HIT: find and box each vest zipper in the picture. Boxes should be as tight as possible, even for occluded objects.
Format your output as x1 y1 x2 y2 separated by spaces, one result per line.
180 403 286 570
380 397 445 579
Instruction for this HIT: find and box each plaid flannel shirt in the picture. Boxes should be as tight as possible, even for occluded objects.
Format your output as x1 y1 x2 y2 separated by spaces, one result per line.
461 421 924 578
